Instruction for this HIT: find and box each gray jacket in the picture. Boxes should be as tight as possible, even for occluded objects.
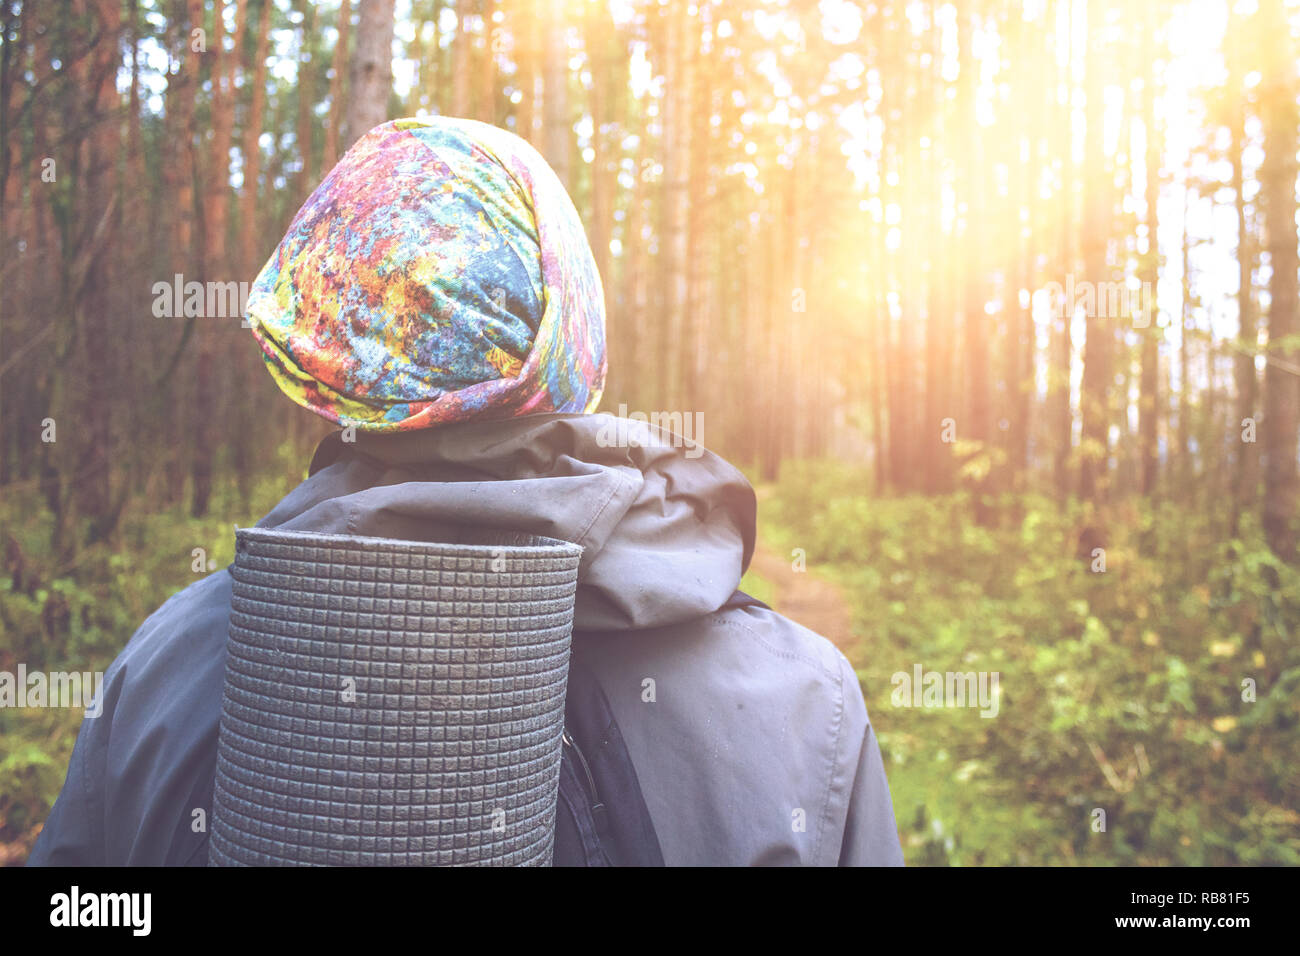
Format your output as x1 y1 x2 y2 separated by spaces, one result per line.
29 413 903 866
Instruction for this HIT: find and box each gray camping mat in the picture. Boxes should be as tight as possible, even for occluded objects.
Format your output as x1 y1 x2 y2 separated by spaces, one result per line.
208 527 582 867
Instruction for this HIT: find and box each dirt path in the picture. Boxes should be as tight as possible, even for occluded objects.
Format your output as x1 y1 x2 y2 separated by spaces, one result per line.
748 542 857 655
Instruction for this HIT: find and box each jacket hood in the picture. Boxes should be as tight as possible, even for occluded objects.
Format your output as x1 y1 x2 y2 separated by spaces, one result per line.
254 412 757 632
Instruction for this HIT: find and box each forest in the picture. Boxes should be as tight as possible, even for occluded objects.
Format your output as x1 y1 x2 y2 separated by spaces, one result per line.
1 0 1298 865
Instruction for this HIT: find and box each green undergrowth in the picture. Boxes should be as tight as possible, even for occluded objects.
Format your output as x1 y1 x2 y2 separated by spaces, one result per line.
760 460 1300 865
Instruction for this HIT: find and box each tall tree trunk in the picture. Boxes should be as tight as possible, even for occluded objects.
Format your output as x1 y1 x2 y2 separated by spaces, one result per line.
163 0 202 507
923 4 953 494
1259 0 1300 561
958 0 991 517
1228 10 1259 531
1138 3 1162 497
239 0 273 276
478 0 497 122
1078 0 1111 508
894 48 919 491
684 6 714 420
73 0 124 537
208 0 243 273
430 0 449 115
542 0 571 188
1009 5 1036 488
343 0 395 149
514 0 537 142
583 1 614 303
294 0 318 201
193 0 244 518
450 0 472 117
1050 0 1075 502
657 0 691 411
620 155 646 406
1178 179 1192 487
323 0 352 170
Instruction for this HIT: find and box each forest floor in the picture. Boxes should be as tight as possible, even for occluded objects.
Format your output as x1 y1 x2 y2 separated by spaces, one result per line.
747 541 857 654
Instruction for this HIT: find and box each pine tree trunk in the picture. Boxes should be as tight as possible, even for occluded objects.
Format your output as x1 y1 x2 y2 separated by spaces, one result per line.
323 0 352 170
1138 4 1162 498
1078 0 1112 512
1228 13 1258 530
343 0 396 148
238 0 273 276
958 0 991 518
542 0 570 188
1259 0 1300 561
1050 0 1075 502
658 0 691 411
294 0 318 201
514 0 536 142
479 0 497 122
451 0 472 117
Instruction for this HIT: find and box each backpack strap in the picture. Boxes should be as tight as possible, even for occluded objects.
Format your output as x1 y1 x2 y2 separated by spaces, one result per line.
552 588 768 866
553 643 665 866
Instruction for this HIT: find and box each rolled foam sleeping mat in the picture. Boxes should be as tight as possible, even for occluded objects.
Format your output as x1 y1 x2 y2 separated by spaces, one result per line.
208 526 582 867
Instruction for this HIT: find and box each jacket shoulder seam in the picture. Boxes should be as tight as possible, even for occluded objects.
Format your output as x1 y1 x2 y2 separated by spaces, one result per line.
719 606 841 682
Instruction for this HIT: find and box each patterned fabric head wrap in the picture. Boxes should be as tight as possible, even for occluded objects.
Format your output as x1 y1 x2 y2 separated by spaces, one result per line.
244 116 606 431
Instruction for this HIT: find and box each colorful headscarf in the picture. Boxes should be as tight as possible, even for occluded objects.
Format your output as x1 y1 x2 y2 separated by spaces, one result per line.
244 116 606 431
